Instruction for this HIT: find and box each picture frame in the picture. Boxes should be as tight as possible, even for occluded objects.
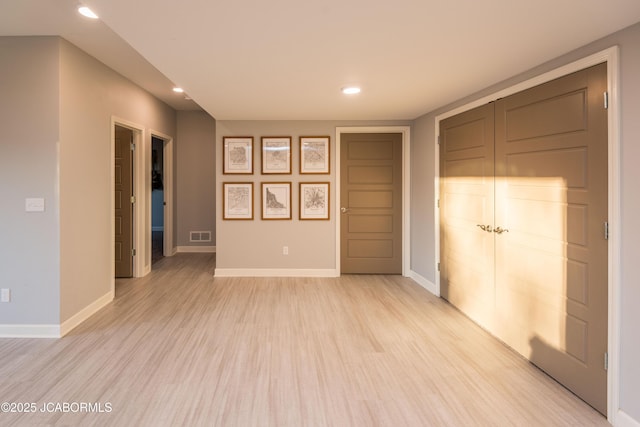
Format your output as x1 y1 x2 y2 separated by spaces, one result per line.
261 182 291 220
299 182 330 220
223 137 253 174
300 136 330 174
222 182 253 220
261 136 291 174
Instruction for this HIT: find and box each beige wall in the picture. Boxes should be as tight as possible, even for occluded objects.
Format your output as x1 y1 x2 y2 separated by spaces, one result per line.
177 111 216 247
411 21 640 422
215 120 410 272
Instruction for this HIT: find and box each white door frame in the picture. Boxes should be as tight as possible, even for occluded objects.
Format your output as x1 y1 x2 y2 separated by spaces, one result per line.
335 126 411 276
150 130 175 259
111 119 176 288
433 47 620 423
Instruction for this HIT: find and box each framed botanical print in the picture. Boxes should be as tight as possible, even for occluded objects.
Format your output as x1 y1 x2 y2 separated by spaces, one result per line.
299 182 330 220
261 182 291 220
261 137 291 174
223 182 253 220
300 136 330 174
223 137 253 174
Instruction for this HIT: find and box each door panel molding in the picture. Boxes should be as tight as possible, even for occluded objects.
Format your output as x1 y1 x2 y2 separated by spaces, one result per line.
434 46 620 423
335 126 411 276
114 124 133 278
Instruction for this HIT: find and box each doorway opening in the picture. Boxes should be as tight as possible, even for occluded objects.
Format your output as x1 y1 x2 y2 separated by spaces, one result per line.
150 131 174 266
151 136 164 265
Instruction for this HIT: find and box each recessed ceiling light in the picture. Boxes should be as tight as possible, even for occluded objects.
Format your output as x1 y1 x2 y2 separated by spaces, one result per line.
173 87 184 93
342 86 361 95
78 6 99 19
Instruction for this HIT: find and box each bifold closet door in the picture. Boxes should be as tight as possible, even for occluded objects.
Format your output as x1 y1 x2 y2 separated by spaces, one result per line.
493 62 608 415
439 103 495 331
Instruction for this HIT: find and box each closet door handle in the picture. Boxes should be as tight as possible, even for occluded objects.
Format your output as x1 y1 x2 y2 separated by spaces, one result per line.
494 226 509 234
476 224 492 232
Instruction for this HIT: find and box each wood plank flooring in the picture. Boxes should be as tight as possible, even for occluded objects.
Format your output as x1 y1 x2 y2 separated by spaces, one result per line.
0 254 608 426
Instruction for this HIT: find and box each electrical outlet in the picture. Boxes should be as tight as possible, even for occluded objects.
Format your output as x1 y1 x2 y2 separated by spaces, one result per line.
283 246 289 255
1 289 10 303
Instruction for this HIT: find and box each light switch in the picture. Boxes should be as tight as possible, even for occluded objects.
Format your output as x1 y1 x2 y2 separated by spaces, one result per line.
25 198 45 212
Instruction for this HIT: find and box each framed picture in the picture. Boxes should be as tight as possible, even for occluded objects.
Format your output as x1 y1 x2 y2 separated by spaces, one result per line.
223 182 253 220
261 182 291 220
261 137 291 174
300 136 330 174
223 137 253 174
299 182 330 220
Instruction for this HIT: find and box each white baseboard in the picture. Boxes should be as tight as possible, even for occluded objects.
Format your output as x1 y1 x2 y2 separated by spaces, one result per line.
408 270 439 296
1 290 116 338
177 246 216 253
60 290 114 337
617 410 640 427
214 268 339 278
0 324 60 338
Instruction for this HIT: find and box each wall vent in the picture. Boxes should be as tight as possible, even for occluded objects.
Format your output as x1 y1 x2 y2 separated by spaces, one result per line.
190 231 212 242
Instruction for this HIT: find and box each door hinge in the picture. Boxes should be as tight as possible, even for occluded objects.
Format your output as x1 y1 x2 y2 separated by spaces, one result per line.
604 92 609 109
437 262 440 272
130 196 136 204
437 199 440 208
437 135 441 145
604 221 609 240
604 352 608 370
131 248 136 257
130 142 135 151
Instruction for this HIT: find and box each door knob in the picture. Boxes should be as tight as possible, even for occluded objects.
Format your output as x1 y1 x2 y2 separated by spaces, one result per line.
494 226 509 234
341 207 350 213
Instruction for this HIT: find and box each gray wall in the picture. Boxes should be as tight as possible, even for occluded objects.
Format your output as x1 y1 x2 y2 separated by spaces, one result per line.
411 22 640 422
215 120 410 271
0 37 61 325
177 111 216 247
0 36 177 326
58 39 177 322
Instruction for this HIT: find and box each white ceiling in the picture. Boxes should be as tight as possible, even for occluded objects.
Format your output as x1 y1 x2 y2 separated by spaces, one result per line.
3 0 640 120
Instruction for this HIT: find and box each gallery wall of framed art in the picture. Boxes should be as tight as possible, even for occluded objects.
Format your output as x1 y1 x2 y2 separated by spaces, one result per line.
221 135 331 221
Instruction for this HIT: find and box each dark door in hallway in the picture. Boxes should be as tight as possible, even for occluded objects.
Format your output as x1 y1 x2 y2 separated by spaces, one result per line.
115 125 134 278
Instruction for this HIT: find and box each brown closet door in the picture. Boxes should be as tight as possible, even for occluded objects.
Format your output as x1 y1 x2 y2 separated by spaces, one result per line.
494 63 608 415
439 103 496 331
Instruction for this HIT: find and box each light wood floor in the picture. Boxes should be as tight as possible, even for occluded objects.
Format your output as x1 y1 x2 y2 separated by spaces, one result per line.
0 254 608 426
